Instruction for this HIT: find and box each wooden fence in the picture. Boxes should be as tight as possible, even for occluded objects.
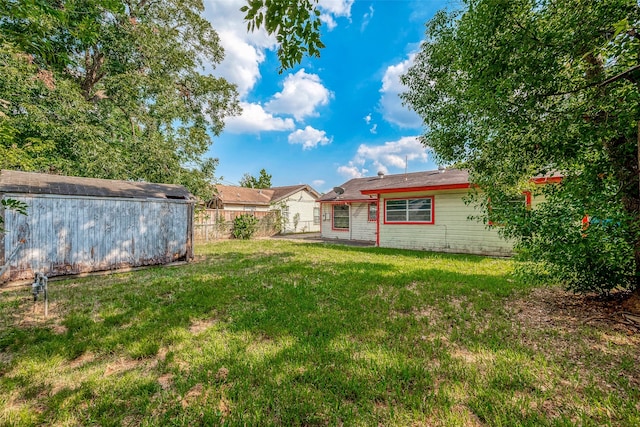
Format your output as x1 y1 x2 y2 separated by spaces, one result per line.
194 209 281 241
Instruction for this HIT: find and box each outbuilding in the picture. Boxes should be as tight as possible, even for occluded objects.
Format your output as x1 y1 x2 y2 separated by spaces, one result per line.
0 170 194 282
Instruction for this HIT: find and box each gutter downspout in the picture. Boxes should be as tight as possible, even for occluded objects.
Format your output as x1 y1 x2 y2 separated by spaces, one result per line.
376 195 380 247
349 203 353 240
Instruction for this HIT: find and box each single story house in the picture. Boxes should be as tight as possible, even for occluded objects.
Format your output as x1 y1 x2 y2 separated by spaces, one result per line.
318 168 552 256
1 170 194 282
209 184 274 218
207 184 321 233
271 185 321 233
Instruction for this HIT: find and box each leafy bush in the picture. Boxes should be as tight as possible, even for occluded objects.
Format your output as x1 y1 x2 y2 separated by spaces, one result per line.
232 214 259 239
510 181 636 295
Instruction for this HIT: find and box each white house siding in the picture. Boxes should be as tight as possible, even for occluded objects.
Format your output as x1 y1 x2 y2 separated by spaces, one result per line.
349 202 376 241
378 190 513 256
280 190 320 233
1 194 192 282
320 202 375 242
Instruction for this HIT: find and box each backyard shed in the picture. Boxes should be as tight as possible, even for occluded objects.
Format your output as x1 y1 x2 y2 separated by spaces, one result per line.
0 170 195 283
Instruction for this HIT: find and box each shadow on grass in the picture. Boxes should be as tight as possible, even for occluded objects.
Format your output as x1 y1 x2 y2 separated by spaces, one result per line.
0 241 540 425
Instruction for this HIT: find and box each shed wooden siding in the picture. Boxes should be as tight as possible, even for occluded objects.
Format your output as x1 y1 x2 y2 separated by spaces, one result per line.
1 194 192 281
378 190 512 256
320 202 375 242
280 190 320 233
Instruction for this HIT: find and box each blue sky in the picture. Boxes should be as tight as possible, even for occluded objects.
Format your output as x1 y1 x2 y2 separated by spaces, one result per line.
203 0 451 193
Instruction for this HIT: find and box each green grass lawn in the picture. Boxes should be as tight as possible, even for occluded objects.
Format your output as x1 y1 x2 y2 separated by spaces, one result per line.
1 240 638 426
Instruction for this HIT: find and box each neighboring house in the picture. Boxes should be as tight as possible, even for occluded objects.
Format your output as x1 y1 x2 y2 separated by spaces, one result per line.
0 170 195 282
205 183 321 234
210 185 275 220
318 168 551 256
271 185 321 233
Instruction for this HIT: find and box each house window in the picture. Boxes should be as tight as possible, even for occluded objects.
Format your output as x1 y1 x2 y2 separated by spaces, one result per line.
333 205 349 230
385 197 433 224
368 202 377 222
313 207 320 225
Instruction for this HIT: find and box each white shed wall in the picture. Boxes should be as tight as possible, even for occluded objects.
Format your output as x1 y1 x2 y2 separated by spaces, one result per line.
1 194 192 282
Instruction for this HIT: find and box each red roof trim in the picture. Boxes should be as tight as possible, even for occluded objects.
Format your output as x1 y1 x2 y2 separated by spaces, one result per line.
361 182 471 195
531 176 563 184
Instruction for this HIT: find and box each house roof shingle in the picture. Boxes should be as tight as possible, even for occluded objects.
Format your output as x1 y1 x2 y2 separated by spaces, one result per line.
270 184 321 202
214 184 274 206
0 170 192 200
214 184 321 206
318 169 470 202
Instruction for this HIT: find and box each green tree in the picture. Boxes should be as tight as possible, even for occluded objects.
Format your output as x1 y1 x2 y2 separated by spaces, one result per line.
0 0 240 199
241 0 324 71
240 168 272 189
402 0 640 294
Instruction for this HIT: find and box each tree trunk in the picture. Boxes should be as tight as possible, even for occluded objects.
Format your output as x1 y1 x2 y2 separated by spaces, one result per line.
636 119 640 294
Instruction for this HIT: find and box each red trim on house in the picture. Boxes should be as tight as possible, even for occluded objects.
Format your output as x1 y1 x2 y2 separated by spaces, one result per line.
524 191 532 208
531 176 562 184
382 196 435 225
361 182 470 195
376 195 380 247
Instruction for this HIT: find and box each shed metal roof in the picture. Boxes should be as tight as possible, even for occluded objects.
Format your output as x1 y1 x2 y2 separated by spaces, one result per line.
0 170 193 200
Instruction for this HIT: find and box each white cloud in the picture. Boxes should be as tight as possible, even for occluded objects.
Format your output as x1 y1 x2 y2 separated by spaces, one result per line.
364 113 372 124
288 126 332 150
204 0 355 96
337 136 429 177
203 0 275 96
318 0 353 31
337 162 368 179
320 14 338 31
369 124 377 134
361 5 375 31
266 69 333 121
318 0 354 17
225 102 295 133
312 179 326 188
379 54 422 128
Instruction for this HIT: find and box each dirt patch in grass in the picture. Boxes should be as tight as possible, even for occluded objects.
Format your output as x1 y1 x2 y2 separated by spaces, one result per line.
9 300 68 334
511 286 640 337
189 318 217 334
181 383 204 408
511 286 640 397
69 352 97 369
103 357 145 377
158 373 174 390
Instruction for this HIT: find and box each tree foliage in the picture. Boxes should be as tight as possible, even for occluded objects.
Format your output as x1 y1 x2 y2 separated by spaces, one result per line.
240 168 272 189
0 198 28 234
0 0 240 199
402 0 640 294
241 0 324 71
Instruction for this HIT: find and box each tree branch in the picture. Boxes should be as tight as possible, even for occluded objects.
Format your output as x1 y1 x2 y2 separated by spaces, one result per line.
598 64 640 87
